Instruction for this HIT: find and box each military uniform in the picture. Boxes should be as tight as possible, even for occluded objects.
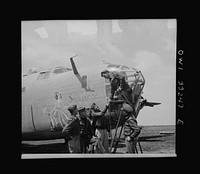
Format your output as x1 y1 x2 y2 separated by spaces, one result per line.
62 105 81 153
108 71 135 115
123 115 141 153
108 71 127 100
78 107 93 153
91 105 110 153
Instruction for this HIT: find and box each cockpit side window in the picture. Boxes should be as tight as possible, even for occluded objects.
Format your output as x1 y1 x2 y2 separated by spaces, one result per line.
121 65 131 70
105 84 111 98
119 71 127 79
53 67 67 74
104 78 110 84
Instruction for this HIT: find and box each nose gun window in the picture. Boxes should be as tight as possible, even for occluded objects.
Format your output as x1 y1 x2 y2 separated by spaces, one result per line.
105 84 111 98
105 78 110 84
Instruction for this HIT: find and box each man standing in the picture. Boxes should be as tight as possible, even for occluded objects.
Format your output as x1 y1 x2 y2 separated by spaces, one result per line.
78 107 93 153
123 113 141 153
62 104 81 153
91 104 110 153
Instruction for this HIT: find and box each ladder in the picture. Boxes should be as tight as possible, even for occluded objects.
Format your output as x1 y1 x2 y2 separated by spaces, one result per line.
108 100 143 154
108 100 124 153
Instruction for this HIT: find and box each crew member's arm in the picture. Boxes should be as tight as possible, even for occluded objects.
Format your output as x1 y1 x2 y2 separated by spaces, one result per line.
62 119 75 140
87 119 93 138
91 116 97 136
101 104 109 115
101 105 110 132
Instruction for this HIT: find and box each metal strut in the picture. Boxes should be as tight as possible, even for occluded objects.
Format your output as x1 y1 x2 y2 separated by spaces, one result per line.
135 137 143 154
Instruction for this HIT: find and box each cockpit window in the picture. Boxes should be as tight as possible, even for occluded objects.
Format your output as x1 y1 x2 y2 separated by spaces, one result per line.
131 67 138 71
104 78 110 84
107 64 121 69
121 65 131 70
105 84 111 98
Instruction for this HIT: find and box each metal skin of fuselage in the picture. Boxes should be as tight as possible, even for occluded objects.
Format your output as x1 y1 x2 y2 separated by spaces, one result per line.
22 62 145 141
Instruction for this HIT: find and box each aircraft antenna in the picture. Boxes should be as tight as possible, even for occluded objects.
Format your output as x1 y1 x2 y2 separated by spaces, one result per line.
69 55 79 75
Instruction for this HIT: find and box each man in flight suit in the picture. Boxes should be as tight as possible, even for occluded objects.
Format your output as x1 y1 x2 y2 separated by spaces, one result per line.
101 70 135 115
101 70 126 100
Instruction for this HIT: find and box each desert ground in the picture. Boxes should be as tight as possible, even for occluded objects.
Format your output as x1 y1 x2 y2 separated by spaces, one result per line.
22 125 175 156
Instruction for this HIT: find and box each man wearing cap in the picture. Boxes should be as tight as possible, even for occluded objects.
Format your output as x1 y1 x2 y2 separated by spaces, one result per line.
62 104 81 153
78 107 93 153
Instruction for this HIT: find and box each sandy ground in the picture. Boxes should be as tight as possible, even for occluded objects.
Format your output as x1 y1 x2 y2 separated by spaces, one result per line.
22 125 176 156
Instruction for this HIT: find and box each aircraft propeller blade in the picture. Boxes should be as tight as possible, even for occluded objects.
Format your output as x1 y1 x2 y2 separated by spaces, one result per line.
142 100 161 107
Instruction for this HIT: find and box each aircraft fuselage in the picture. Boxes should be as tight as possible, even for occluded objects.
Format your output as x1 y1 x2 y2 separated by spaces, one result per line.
22 63 145 140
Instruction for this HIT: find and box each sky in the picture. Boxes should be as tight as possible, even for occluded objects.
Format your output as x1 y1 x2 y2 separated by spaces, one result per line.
21 19 176 125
